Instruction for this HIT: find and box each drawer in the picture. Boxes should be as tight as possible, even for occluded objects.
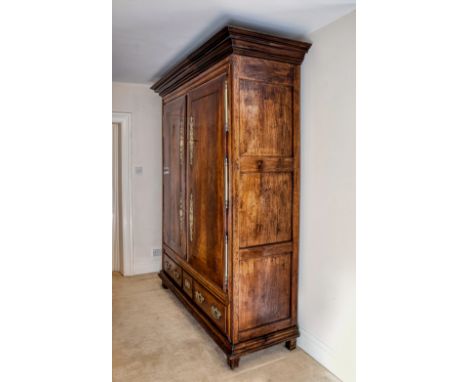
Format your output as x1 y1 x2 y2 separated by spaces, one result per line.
163 253 182 287
182 272 193 298
193 280 226 333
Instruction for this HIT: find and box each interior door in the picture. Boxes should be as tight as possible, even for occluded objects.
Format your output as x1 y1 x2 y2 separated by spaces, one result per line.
187 75 226 289
163 95 187 259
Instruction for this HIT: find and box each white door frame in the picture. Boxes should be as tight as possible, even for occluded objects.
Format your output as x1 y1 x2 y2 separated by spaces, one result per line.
112 112 134 276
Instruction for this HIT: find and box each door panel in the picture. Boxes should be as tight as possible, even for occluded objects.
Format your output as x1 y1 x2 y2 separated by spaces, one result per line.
163 96 187 259
187 75 226 289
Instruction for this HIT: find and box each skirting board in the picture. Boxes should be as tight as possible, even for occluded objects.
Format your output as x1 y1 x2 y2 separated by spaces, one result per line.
297 329 350 382
132 255 162 275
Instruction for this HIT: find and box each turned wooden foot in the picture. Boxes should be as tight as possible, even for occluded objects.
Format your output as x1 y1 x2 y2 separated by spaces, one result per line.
227 355 240 369
161 282 168 289
285 339 296 351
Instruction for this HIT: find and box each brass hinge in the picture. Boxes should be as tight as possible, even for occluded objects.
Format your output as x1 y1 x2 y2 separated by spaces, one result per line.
189 192 193 242
224 80 229 132
224 233 228 289
224 157 229 210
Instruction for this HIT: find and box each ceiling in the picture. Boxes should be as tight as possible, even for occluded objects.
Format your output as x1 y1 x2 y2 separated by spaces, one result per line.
113 0 356 84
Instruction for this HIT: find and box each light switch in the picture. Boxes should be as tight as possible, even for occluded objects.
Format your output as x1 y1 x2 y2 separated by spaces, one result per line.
135 166 143 175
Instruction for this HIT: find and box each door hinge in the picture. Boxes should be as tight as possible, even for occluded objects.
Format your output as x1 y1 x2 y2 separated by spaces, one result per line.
224 80 229 132
224 232 228 289
224 157 229 209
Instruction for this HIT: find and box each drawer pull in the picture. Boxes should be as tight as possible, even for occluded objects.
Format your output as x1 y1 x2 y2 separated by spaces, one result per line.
184 279 191 290
211 305 222 320
195 290 204 304
173 269 180 280
165 260 171 271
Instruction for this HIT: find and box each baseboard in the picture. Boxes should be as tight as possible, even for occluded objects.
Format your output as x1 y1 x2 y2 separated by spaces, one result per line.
297 329 346 382
133 255 162 275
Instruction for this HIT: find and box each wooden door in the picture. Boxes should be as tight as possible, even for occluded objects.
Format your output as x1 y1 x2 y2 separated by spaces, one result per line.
187 75 226 289
162 95 187 259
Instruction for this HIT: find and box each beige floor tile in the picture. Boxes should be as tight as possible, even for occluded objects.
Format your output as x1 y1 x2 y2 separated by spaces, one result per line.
112 273 340 382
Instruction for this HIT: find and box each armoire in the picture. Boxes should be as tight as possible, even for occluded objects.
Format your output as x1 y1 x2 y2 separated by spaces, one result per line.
151 25 311 369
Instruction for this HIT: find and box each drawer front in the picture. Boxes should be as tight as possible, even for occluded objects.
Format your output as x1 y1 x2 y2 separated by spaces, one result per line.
163 253 182 287
182 272 193 298
193 280 226 333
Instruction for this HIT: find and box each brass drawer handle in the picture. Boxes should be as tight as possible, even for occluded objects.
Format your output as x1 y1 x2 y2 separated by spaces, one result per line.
195 290 204 304
173 269 180 280
184 279 191 290
189 192 194 242
211 305 222 320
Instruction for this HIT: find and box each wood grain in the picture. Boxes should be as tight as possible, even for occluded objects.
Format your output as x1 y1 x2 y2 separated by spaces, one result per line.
239 79 293 157
151 25 311 96
239 156 293 173
238 173 292 247
238 253 291 331
162 95 187 259
156 26 310 369
187 75 226 289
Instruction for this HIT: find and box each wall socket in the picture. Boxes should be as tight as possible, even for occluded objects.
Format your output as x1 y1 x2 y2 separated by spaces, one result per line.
135 166 143 175
152 248 162 257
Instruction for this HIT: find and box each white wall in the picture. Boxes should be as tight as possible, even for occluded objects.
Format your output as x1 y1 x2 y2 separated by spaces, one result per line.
298 11 356 382
112 82 163 274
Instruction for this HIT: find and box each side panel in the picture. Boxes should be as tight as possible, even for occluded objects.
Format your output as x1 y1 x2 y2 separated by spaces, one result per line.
187 75 227 289
238 173 292 247
234 56 298 340
162 95 187 259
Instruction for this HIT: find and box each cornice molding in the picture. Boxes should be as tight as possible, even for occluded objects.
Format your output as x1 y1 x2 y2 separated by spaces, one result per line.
151 25 311 96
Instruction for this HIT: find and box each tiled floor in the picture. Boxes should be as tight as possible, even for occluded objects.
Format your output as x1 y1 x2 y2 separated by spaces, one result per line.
113 272 340 382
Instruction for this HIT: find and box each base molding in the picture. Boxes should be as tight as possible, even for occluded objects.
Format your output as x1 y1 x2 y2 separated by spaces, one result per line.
297 329 346 381
158 270 299 368
132 256 161 275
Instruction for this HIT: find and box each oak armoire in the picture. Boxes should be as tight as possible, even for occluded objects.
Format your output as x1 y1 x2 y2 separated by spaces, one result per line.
151 25 311 369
